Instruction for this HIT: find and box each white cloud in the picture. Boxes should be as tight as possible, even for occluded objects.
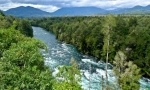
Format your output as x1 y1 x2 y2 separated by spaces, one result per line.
68 0 150 9
0 2 59 12
0 0 150 12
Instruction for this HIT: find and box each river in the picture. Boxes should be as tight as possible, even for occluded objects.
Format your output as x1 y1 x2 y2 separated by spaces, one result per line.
33 26 150 90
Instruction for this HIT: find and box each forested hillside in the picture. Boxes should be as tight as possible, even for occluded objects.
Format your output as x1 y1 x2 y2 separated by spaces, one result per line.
0 11 53 89
1 9 149 89
30 15 150 79
0 11 81 89
0 10 33 37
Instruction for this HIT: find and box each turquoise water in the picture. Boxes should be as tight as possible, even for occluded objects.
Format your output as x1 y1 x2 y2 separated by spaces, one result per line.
33 26 150 90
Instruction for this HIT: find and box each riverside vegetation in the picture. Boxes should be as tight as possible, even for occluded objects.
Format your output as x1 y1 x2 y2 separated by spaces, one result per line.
0 11 81 90
0 9 149 89
30 15 150 89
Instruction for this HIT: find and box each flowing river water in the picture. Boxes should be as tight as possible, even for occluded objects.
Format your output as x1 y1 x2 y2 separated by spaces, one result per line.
33 26 150 90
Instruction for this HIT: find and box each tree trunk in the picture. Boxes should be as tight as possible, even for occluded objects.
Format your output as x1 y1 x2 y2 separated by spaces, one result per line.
105 26 110 90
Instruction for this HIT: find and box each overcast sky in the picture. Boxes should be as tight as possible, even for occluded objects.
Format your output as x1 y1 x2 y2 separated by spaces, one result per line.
0 0 150 12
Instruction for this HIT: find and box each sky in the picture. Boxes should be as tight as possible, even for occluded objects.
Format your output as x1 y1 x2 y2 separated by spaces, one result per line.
0 0 150 12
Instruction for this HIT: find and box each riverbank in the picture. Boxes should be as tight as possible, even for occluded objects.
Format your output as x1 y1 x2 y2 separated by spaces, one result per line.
33 26 150 89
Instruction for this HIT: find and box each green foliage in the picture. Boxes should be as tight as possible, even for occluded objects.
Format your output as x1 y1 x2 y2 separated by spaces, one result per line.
0 10 5 16
0 15 11 28
53 57 82 90
30 15 150 78
113 51 141 90
1 13 85 89
30 17 104 58
120 61 141 90
13 19 33 37
113 51 127 76
101 15 116 62
0 13 33 37
0 28 53 89
0 29 23 57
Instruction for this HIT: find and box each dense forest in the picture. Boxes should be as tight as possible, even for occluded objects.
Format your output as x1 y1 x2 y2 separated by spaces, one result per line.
30 15 150 80
1 9 150 89
0 11 82 89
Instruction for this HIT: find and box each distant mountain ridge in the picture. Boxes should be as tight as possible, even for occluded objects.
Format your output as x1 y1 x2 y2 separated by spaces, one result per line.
3 5 150 17
52 7 107 16
4 6 51 17
112 5 150 14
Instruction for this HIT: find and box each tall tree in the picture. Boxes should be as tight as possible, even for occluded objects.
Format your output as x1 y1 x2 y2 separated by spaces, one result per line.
102 15 116 87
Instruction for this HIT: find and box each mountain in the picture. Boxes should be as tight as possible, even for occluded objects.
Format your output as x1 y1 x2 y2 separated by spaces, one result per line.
52 5 150 16
4 5 150 17
51 7 107 16
5 6 51 17
112 5 150 14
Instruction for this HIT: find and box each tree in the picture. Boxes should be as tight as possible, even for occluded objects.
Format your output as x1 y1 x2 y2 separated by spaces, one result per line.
15 19 33 37
0 10 5 16
101 15 116 87
0 28 53 89
113 51 141 90
53 57 82 90
30 15 150 78
113 51 127 77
